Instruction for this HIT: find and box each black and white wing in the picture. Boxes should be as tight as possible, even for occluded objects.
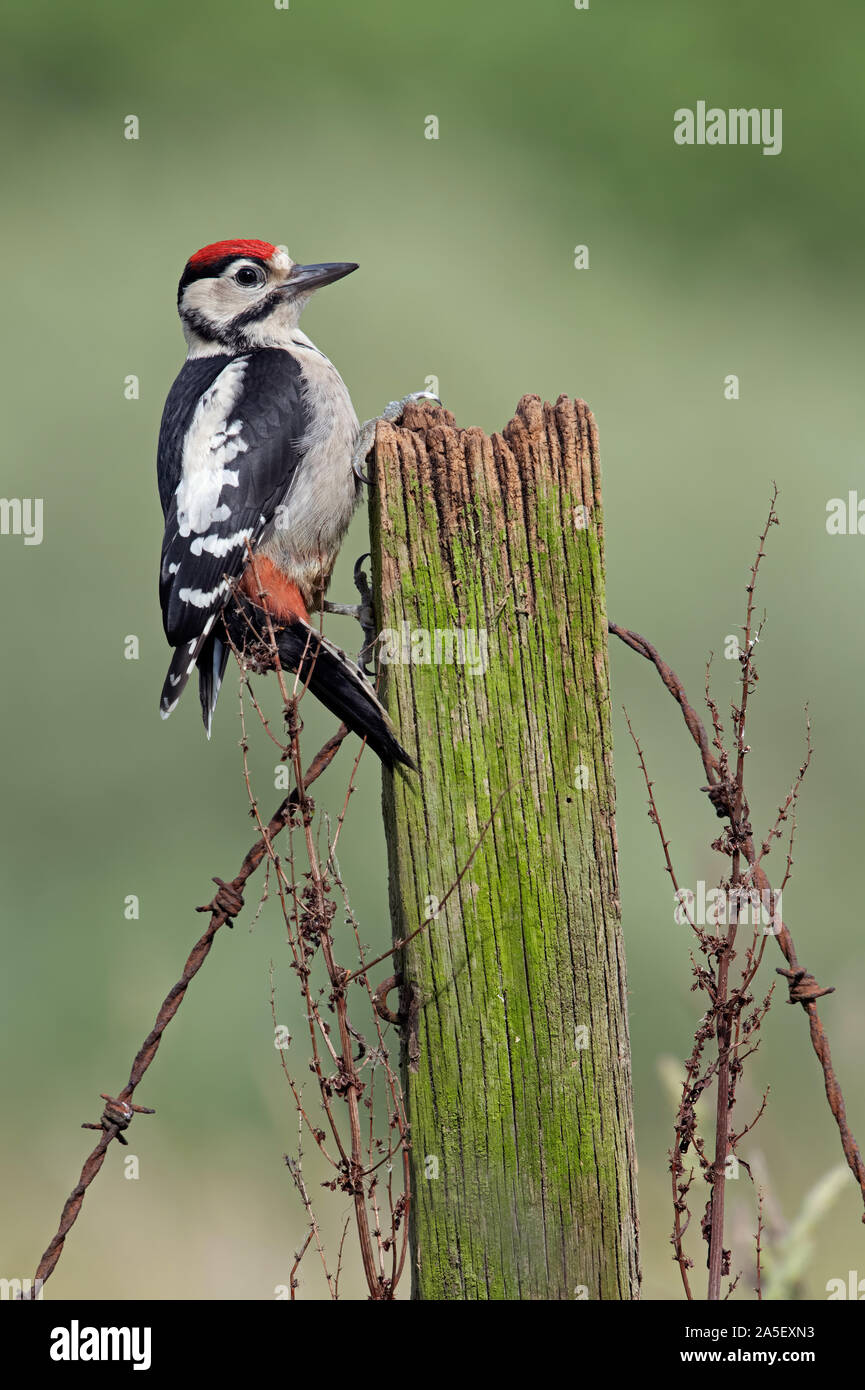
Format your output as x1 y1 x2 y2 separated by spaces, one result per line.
157 348 307 729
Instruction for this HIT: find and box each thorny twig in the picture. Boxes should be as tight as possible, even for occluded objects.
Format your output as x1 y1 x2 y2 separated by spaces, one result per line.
624 712 695 1299
611 487 865 1300
25 715 348 1297
755 1190 765 1301
224 577 412 1298
284 1102 334 1300
228 588 498 1298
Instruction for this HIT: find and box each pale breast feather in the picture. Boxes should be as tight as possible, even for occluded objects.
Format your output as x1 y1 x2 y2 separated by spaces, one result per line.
158 349 308 645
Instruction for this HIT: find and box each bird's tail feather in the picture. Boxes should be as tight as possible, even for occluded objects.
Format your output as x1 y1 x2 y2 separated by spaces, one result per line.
160 613 414 770
159 614 219 725
159 635 206 720
198 634 230 739
273 619 415 770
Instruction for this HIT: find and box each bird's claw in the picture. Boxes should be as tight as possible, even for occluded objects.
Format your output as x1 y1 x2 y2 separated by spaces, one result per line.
351 418 377 485
322 555 377 675
351 390 444 485
353 552 372 601
354 553 377 676
380 389 443 421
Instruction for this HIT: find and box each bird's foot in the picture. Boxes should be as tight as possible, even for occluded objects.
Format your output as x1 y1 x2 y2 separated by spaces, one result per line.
322 554 377 675
351 390 443 484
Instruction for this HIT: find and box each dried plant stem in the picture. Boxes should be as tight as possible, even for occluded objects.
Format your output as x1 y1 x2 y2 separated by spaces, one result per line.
614 487 864 1303
608 613 865 1218
26 724 348 1297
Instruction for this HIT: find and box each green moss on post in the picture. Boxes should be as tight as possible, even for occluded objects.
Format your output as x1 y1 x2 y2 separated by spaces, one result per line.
369 395 639 1300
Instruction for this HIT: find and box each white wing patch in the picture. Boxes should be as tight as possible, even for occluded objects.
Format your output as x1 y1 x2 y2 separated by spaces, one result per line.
179 579 231 608
176 357 249 536
189 527 254 558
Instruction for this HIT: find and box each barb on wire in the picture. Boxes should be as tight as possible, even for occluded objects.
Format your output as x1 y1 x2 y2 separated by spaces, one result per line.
611 487 865 1304
608 614 865 1217
24 711 348 1297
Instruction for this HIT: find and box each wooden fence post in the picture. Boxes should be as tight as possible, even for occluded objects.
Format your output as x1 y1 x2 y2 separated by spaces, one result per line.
368 394 639 1300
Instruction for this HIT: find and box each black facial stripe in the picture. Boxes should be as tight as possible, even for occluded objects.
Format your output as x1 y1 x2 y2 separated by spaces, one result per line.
226 290 285 330
179 306 234 347
179 294 286 352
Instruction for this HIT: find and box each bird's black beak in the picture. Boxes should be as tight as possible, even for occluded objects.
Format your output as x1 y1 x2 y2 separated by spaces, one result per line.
283 262 358 294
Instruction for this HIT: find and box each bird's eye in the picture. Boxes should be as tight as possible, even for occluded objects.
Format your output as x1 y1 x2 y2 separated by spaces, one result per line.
234 265 264 288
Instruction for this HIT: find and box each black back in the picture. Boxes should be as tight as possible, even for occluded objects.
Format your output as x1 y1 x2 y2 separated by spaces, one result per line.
157 348 308 646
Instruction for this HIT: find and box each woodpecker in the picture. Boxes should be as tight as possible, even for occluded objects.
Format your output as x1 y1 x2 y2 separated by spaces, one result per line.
156 237 413 767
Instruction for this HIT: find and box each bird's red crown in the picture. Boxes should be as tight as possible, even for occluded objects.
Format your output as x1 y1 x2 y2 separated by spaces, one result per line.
187 239 277 268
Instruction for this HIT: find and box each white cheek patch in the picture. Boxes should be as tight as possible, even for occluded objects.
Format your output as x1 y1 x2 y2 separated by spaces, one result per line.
176 358 249 535
271 245 292 272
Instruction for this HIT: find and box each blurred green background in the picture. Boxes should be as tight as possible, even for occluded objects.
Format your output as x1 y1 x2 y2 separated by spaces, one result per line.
2 0 864 1300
